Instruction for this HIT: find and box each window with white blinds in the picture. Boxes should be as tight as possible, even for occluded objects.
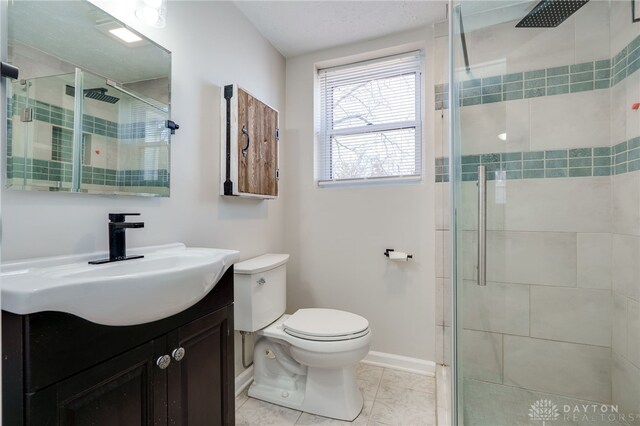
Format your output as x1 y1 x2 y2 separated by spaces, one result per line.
317 51 423 185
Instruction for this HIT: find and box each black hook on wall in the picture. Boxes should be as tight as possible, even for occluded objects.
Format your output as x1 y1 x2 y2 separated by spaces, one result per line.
1 62 19 80
166 120 180 135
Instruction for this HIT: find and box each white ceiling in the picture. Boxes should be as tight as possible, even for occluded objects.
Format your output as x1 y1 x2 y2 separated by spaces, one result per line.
233 1 448 58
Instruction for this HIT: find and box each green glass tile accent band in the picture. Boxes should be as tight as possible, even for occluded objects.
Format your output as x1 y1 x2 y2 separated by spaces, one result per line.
9 95 150 140
435 34 640 111
6 155 170 188
433 139 640 182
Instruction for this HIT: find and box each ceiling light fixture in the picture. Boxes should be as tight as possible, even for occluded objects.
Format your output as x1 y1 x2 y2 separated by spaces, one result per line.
109 27 143 43
135 0 167 29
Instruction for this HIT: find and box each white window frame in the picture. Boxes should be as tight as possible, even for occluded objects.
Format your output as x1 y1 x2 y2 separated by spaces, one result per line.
317 50 423 187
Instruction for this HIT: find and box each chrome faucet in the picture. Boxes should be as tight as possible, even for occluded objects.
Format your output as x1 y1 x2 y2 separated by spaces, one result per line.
89 213 144 264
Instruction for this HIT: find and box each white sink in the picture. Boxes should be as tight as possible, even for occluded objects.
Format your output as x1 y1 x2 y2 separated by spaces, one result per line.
1 243 240 326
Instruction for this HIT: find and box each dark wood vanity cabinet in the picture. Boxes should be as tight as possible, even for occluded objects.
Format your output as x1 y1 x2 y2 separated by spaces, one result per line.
3 268 235 426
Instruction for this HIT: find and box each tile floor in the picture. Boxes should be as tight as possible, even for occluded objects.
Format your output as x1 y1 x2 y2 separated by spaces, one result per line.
235 363 438 425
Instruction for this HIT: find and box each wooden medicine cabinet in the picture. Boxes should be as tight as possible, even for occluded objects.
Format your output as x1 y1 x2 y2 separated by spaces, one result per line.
221 84 279 199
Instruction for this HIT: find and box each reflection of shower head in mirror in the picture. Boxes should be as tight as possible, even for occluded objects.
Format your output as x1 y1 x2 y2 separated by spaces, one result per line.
64 85 120 104
517 0 589 28
84 88 120 104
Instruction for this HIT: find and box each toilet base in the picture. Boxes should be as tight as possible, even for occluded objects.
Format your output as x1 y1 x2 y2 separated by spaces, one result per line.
248 337 365 421
248 365 364 421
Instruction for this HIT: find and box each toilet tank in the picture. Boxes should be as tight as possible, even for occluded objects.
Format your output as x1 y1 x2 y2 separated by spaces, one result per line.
233 253 289 332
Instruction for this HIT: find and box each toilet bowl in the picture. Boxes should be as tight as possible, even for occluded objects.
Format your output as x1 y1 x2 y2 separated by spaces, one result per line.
233 254 371 421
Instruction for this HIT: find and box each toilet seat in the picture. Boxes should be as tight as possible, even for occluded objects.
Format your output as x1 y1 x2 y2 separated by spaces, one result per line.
259 314 371 354
283 308 369 341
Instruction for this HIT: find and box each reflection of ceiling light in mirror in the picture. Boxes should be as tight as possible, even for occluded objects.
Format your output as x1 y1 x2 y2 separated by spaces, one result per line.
95 21 148 47
109 28 143 43
497 133 507 141
136 0 167 28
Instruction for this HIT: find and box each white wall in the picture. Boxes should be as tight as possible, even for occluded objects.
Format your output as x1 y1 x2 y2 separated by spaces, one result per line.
2 1 286 377
283 28 437 362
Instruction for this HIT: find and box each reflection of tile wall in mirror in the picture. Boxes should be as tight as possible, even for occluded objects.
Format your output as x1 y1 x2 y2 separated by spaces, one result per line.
6 0 171 197
6 91 169 195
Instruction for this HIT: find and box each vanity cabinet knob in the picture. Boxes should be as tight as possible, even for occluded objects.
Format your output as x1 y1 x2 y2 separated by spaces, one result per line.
156 355 171 370
172 347 186 361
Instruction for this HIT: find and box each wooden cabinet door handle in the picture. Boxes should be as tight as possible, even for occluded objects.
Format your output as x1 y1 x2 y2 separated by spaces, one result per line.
241 126 250 158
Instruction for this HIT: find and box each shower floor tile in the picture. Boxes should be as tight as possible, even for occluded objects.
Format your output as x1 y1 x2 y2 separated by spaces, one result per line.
235 362 438 426
463 379 632 426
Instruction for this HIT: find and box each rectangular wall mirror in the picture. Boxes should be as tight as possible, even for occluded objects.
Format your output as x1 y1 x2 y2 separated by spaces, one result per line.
5 0 172 197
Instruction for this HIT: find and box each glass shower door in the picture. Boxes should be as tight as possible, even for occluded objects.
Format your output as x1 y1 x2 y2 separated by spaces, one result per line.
450 1 640 425
7 73 76 191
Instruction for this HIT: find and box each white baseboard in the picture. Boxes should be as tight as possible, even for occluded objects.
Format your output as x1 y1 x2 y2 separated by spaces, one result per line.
234 351 435 396
362 351 436 376
235 365 254 397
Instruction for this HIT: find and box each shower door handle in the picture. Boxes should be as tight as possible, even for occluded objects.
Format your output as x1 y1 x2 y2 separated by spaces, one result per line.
477 166 487 286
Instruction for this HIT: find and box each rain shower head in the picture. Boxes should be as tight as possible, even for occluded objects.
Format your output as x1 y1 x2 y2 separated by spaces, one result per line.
85 88 119 104
65 85 120 104
516 0 589 28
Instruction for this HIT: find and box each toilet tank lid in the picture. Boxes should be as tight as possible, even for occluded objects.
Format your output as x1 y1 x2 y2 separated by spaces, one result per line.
234 254 290 275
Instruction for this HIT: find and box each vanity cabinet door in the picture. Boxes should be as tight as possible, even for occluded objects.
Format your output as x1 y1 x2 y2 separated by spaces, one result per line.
26 340 167 426
167 305 234 426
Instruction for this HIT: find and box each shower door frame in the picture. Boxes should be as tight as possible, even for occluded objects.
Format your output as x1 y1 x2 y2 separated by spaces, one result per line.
447 2 460 424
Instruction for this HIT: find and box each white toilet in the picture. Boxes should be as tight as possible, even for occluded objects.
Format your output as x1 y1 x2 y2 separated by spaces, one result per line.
234 254 371 421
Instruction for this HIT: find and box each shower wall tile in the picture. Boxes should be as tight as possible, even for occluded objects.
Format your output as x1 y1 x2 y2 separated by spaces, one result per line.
625 71 640 141
435 325 451 366
612 352 640 416
612 172 640 236
507 19 575 74
462 280 530 336
33 121 53 161
435 230 450 279
433 108 448 159
486 231 577 286
612 234 640 302
577 233 612 289
444 325 451 365
503 336 611 403
436 277 444 327
627 299 640 368
613 293 628 359
457 178 611 233
611 80 628 156
503 177 611 232
574 0 610 63
443 278 451 327
435 277 451 328
435 325 444 365
530 90 610 150
434 181 449 231
461 330 503 384
437 147 622 183
530 287 612 347
459 100 529 155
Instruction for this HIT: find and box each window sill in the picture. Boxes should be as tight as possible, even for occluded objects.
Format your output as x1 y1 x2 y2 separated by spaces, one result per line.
317 175 422 188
